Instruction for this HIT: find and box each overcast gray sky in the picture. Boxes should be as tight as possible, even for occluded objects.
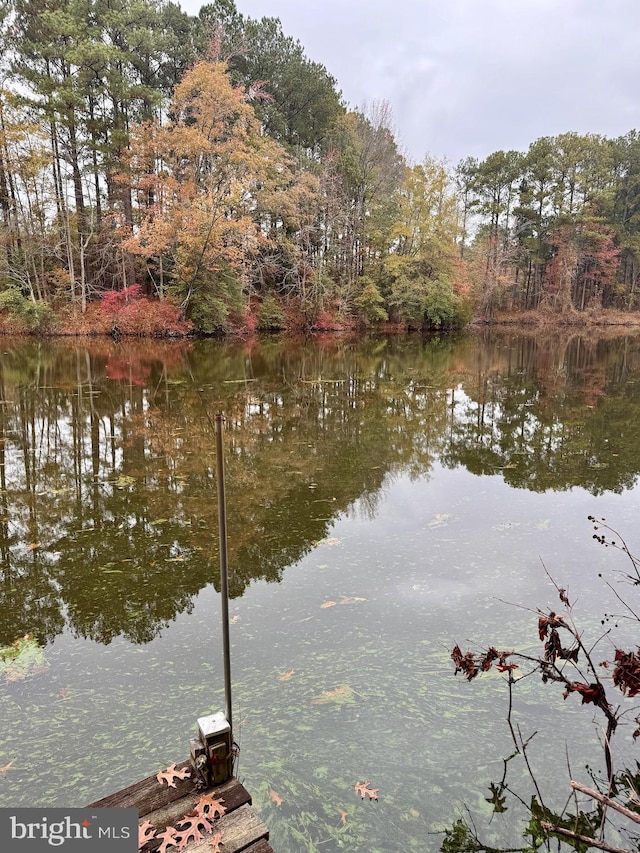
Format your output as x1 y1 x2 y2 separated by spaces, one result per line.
180 0 639 166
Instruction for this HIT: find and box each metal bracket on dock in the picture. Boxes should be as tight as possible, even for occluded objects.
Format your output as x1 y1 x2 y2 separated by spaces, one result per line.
190 711 234 787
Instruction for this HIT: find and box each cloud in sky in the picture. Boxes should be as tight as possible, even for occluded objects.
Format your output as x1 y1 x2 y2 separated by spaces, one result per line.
181 0 640 165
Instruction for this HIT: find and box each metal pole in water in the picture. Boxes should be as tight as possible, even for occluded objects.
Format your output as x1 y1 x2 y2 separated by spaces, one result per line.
215 413 233 731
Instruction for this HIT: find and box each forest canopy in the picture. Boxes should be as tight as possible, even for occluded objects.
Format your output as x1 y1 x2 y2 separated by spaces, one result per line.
1 0 640 334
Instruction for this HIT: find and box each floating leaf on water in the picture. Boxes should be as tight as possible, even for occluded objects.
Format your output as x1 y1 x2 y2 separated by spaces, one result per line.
278 670 295 681
150 518 169 525
0 760 16 773
0 634 48 682
269 789 283 806
311 685 356 705
354 780 378 801
339 597 367 605
428 513 450 528
320 601 337 609
27 543 41 551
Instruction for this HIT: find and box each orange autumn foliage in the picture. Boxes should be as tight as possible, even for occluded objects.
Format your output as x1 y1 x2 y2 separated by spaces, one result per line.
124 61 311 321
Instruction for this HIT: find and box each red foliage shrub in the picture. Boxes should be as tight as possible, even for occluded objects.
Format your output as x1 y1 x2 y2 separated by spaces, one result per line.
101 284 144 314
311 310 345 331
99 286 192 337
242 305 258 334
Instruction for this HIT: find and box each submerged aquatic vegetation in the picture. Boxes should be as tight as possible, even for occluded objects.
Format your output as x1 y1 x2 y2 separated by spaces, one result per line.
0 635 48 682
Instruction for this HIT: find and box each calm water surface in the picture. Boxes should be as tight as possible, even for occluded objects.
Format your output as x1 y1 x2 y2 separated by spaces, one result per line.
1 330 640 851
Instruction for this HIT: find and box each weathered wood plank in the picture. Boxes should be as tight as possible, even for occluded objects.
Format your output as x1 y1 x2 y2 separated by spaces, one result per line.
88 760 196 811
88 764 250 816
241 840 276 853
140 783 251 843
172 804 269 853
87 764 273 851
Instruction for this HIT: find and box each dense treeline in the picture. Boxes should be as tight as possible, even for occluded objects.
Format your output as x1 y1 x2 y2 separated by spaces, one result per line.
1 0 639 334
456 133 640 318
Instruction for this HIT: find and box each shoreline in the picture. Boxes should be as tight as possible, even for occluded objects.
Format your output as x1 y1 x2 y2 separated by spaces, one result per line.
3 308 640 340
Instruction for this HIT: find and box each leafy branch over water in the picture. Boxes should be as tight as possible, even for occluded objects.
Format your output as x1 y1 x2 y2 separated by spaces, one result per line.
449 517 640 852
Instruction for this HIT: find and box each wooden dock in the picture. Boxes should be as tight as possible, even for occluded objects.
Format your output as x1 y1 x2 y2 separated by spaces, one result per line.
88 760 274 853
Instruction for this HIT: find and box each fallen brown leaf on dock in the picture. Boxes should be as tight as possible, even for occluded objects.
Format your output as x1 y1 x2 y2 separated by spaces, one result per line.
156 763 191 787
138 819 156 848
155 825 179 853
196 794 227 819
174 812 208 847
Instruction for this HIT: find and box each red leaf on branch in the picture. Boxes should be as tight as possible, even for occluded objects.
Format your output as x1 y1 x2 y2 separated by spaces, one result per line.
563 681 606 705
612 649 640 697
538 616 548 641
557 646 579 663
538 611 564 642
451 645 478 680
480 647 499 671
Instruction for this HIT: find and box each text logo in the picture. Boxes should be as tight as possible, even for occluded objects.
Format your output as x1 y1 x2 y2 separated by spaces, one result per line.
1 808 137 851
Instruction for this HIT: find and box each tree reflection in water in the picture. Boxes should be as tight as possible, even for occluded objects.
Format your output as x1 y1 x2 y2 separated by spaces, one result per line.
0 330 639 648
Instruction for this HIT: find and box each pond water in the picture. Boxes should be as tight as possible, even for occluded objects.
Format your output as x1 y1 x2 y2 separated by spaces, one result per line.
1 330 640 851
